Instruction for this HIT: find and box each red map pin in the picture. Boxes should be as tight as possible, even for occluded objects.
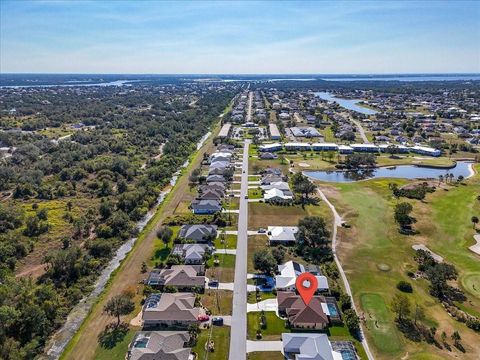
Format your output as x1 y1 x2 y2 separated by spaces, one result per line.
296 272 318 306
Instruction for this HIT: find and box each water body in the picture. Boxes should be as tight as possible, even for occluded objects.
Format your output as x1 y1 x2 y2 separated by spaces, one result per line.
315 91 378 115
321 74 480 82
304 161 473 183
0 80 139 89
42 132 211 360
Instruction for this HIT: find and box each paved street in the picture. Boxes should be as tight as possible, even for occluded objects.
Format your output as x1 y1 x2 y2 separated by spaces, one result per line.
228 139 250 360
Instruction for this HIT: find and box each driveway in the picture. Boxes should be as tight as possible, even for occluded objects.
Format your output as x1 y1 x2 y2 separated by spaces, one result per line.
214 249 237 255
246 299 278 313
246 340 283 353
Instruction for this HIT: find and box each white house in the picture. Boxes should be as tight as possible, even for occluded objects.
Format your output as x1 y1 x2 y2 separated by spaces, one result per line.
267 226 299 244
275 261 329 292
259 143 283 152
264 188 294 203
312 143 338 151
284 142 312 151
409 145 441 157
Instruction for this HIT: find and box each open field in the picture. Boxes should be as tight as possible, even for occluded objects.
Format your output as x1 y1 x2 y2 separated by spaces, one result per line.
247 235 270 273
248 202 333 230
61 123 223 360
316 165 480 359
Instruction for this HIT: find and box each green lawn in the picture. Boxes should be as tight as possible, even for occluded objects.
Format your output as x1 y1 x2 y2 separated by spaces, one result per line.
94 329 136 360
247 235 269 273
247 312 289 340
247 352 284 360
193 326 230 360
247 291 277 304
214 234 237 249
248 188 263 199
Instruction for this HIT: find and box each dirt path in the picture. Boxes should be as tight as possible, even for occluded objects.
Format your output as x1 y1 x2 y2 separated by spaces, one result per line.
60 125 219 360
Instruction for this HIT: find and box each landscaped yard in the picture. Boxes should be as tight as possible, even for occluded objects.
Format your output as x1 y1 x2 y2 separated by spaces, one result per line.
193 326 230 360
247 311 289 340
248 187 263 199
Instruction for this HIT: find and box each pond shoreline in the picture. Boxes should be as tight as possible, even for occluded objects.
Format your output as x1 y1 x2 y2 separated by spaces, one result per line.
303 161 474 183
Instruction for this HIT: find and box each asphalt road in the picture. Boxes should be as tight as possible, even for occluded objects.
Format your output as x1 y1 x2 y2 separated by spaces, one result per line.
228 139 250 360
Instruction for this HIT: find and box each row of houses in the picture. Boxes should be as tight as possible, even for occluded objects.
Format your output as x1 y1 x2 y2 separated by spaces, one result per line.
258 142 442 156
260 168 295 203
127 144 241 360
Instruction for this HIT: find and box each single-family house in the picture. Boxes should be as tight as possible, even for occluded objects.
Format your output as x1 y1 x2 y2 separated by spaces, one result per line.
282 333 346 360
275 261 329 292
277 291 329 329
127 331 191 360
178 224 218 243
145 265 205 291
172 244 211 264
142 293 202 328
191 199 222 214
267 226 299 245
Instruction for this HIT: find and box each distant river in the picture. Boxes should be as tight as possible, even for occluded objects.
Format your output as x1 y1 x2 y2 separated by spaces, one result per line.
315 91 378 115
0 80 140 89
321 74 480 82
304 161 474 183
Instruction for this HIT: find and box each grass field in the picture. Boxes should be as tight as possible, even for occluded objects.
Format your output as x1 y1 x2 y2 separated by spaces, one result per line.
247 311 289 340
247 235 270 273
248 202 332 230
317 165 480 359
193 326 230 360
248 188 263 199
360 293 402 355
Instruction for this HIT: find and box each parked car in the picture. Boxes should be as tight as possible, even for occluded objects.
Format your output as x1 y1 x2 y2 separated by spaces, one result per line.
212 317 224 326
208 280 219 287
245 195 248 199
258 228 266 233
198 315 210 322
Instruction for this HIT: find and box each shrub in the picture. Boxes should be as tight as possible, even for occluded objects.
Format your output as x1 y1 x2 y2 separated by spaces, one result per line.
397 281 413 293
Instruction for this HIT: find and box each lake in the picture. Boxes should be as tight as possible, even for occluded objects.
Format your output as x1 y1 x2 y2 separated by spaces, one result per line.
315 91 378 115
304 161 473 183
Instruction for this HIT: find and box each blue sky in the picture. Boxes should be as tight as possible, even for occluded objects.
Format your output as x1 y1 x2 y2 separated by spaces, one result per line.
1 0 479 74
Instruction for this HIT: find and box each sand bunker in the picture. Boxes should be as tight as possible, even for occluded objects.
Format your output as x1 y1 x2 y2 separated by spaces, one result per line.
469 234 480 256
298 162 311 167
377 263 391 272
412 244 444 263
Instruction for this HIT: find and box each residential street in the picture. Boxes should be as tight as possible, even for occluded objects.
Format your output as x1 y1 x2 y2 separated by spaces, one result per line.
228 139 250 360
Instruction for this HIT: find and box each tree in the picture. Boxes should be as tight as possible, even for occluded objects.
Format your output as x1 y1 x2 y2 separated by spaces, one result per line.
157 226 173 247
394 202 416 230
343 309 360 334
253 249 277 274
441 331 447 343
271 247 285 264
339 293 352 311
396 281 413 293
103 293 135 327
413 303 425 325
391 293 411 321
451 330 461 346
298 216 330 249
471 216 479 229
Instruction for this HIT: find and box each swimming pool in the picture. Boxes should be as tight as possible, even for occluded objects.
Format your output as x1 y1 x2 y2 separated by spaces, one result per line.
327 303 338 316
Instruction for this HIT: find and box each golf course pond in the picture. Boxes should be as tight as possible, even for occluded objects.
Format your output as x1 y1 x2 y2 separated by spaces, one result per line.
304 161 473 183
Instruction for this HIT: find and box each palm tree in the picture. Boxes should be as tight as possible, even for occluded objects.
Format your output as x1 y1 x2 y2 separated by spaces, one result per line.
472 216 479 229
